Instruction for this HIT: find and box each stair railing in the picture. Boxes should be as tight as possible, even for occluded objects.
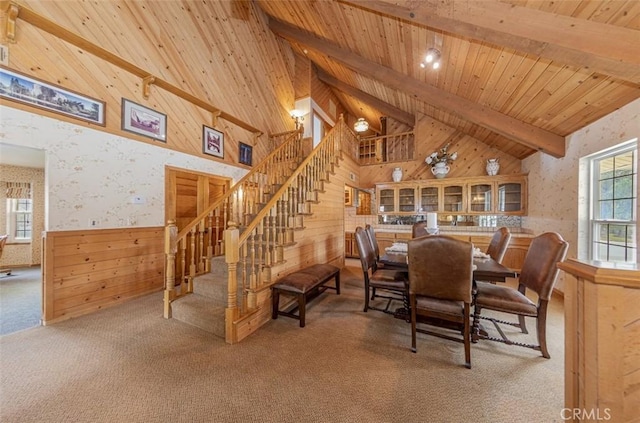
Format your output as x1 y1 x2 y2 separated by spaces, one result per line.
163 127 304 318
223 116 358 342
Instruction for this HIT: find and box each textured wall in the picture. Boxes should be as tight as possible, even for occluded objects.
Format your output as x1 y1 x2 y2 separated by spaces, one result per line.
1 106 247 231
523 98 640 290
0 165 44 266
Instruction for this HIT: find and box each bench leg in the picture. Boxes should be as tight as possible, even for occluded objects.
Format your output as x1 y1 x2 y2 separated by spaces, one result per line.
298 293 306 328
334 272 341 295
272 289 280 320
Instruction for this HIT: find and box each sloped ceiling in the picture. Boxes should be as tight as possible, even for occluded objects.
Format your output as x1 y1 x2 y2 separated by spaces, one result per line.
256 0 640 159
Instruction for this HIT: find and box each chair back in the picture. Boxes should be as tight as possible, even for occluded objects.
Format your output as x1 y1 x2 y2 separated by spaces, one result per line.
412 221 429 238
364 224 380 260
355 227 377 274
0 235 7 259
408 235 473 303
486 227 511 263
519 232 569 301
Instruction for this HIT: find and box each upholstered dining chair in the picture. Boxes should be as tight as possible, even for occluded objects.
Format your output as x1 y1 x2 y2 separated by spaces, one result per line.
364 224 405 270
472 232 568 358
411 221 429 238
486 227 512 264
355 227 408 314
0 235 12 276
407 235 474 368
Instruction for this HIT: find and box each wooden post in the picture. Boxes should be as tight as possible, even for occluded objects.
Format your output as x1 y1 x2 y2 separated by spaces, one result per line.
224 222 240 344
163 220 177 318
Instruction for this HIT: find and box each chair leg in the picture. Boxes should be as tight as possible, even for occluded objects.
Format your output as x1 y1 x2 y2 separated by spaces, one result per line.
363 279 370 312
537 301 550 358
518 314 528 334
464 303 471 369
410 294 417 353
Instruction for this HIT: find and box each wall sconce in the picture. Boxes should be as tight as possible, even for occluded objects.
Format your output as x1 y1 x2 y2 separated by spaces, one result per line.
290 109 305 129
420 48 441 70
353 117 369 133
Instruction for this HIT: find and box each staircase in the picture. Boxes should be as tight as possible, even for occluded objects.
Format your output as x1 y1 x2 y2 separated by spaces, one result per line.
163 117 358 342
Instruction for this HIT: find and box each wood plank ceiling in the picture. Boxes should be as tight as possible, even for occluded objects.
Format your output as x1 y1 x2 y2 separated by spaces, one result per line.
256 0 640 159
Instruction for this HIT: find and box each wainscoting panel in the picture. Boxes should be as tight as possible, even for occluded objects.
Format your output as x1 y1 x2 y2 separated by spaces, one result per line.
42 227 164 324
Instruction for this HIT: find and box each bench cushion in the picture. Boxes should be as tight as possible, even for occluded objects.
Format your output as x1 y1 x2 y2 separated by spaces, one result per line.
273 272 319 294
297 264 340 281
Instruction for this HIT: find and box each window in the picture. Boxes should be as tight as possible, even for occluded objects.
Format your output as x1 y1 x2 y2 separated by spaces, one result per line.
590 141 637 262
6 198 32 243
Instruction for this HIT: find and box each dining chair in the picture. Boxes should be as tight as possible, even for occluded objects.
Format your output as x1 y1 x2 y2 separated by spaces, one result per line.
355 227 408 314
0 235 12 276
364 224 405 270
472 232 568 358
486 227 511 264
411 221 429 238
407 235 474 368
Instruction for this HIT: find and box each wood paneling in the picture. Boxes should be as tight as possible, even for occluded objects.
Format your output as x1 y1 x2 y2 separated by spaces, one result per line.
4 0 299 169
42 226 164 324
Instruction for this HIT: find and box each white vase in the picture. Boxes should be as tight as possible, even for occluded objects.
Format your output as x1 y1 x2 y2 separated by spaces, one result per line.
392 167 403 182
486 158 500 176
430 162 450 179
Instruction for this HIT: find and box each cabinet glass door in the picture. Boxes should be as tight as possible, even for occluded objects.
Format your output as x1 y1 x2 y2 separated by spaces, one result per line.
420 186 439 212
379 188 395 212
443 185 464 212
398 188 416 212
469 184 493 212
498 183 522 212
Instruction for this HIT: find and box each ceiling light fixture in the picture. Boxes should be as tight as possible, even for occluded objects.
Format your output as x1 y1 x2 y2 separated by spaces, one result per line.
353 117 369 133
420 47 441 70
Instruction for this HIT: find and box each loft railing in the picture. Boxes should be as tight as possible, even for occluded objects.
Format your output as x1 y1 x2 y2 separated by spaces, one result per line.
358 131 414 165
163 128 304 318
223 117 357 343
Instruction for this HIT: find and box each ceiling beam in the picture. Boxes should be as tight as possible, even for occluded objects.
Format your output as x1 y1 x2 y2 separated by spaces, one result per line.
340 0 640 84
316 68 415 126
270 18 565 158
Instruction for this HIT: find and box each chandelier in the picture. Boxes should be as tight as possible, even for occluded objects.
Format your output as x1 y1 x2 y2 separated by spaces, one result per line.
353 118 369 133
420 48 441 70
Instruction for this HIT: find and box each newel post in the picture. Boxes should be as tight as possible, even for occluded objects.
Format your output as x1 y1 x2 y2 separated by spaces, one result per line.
224 221 240 343
163 219 178 318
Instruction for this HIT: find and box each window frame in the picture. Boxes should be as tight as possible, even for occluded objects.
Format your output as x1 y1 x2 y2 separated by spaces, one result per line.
6 198 33 243
588 140 637 263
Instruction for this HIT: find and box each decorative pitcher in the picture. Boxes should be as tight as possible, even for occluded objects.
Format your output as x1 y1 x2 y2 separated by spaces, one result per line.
430 161 450 179
486 158 500 176
392 167 403 182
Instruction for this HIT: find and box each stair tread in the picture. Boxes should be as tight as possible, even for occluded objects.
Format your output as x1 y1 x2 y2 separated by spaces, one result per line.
171 294 226 338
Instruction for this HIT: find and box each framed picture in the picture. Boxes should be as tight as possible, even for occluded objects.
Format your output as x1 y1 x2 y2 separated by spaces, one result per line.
202 125 224 158
0 66 105 126
121 98 167 142
239 142 252 166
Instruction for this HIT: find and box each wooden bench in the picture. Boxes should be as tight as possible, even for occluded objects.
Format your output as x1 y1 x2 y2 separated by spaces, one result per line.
271 264 341 327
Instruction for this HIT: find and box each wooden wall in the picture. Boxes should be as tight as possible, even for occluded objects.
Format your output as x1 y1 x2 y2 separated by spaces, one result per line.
359 112 523 188
3 1 297 167
42 227 164 324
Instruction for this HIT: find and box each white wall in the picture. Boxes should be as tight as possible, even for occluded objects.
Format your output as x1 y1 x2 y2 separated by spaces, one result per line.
523 98 640 290
0 106 248 231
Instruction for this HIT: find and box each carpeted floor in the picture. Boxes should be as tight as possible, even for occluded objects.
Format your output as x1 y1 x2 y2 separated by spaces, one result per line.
0 266 42 335
0 262 565 423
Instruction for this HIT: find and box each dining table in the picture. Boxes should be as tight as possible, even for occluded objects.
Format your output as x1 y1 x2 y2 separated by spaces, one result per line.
379 251 517 324
380 252 518 282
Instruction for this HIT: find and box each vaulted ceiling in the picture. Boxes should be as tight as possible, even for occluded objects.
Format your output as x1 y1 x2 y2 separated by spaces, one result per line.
256 0 640 159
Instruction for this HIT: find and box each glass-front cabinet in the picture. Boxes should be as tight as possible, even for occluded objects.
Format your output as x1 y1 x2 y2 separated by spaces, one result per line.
376 175 527 217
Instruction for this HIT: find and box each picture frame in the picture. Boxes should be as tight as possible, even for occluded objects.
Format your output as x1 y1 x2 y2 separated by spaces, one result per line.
0 66 105 126
121 98 167 142
202 125 224 158
239 142 253 166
